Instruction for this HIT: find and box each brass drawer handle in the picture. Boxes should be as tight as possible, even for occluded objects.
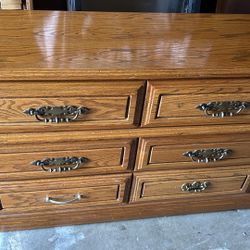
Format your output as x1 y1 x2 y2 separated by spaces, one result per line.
45 193 81 205
197 101 250 117
181 181 210 193
183 148 232 163
24 106 89 123
31 156 89 172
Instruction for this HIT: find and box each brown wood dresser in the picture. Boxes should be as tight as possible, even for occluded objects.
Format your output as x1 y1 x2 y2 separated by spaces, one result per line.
0 11 250 231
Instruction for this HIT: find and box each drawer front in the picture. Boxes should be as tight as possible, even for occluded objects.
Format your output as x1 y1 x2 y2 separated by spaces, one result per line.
0 139 135 180
0 174 131 214
142 79 250 127
131 168 250 202
0 81 144 133
136 133 250 171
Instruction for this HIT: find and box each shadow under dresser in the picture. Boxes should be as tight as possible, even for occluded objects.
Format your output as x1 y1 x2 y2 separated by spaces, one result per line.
0 11 249 231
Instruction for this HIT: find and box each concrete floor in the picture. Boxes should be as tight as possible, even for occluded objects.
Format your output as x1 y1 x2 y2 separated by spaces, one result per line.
0 209 249 250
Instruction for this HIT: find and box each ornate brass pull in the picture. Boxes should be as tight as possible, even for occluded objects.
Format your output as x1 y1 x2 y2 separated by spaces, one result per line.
181 181 210 193
183 148 232 163
45 193 81 205
24 106 89 123
31 156 89 172
197 101 250 117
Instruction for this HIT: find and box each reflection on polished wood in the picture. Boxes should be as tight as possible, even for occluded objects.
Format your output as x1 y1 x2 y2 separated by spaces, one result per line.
0 11 249 80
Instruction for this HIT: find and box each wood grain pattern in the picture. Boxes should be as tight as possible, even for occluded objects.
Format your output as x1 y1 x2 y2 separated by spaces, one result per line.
130 167 250 202
1 11 250 231
135 176 247 202
135 133 250 171
0 167 249 230
1 185 120 210
0 12 249 81
0 81 144 132
142 79 250 127
2 125 250 151
0 138 135 180
0 97 129 122
1 191 250 231
0 173 131 214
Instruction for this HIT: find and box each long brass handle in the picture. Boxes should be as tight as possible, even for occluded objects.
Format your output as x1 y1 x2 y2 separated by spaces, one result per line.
45 193 81 205
197 101 250 117
31 156 89 172
181 181 210 193
183 148 232 163
24 106 89 123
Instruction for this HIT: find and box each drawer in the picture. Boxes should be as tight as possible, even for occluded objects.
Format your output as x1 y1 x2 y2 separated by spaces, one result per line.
131 168 250 203
142 79 250 127
0 81 144 133
0 174 131 214
0 138 136 180
136 133 250 171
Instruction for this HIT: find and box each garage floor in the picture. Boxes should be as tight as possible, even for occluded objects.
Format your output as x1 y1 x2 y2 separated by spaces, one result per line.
0 209 250 250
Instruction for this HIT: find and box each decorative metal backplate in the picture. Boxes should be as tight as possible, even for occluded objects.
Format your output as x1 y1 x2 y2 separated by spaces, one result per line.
181 181 210 193
31 156 89 172
24 106 89 123
183 148 232 163
197 101 250 117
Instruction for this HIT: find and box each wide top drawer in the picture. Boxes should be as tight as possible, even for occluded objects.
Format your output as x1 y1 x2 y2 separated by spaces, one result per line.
142 79 250 127
0 81 144 133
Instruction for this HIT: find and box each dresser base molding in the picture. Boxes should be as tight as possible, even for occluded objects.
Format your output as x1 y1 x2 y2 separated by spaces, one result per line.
1 194 250 231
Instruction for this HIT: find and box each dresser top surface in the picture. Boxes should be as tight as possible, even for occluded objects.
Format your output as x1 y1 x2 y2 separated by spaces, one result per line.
0 11 249 80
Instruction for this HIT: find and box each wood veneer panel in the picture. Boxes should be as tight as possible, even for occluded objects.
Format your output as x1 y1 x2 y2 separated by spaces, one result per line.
0 168 249 231
130 167 250 202
0 12 249 80
1 194 250 231
133 175 247 202
136 133 250 171
0 138 135 180
142 79 250 127
2 125 250 149
0 173 132 214
0 81 144 132
0 140 136 180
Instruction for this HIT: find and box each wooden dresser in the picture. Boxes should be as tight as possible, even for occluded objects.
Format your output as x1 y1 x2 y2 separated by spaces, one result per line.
0 11 249 231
